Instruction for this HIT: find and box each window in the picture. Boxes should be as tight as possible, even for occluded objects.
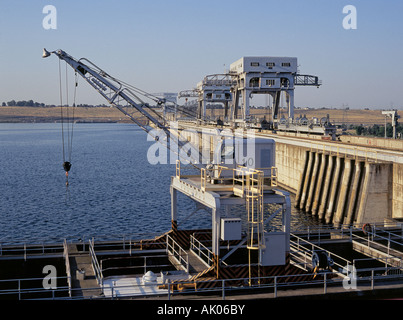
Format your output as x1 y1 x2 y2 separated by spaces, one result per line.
266 62 275 67
250 62 260 67
250 77 260 87
266 79 275 86
282 62 291 67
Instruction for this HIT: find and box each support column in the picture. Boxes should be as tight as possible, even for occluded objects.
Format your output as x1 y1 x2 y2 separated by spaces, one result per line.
224 101 229 120
286 90 294 119
232 89 240 121
281 191 291 253
243 89 250 120
212 208 221 278
211 208 221 257
170 186 177 233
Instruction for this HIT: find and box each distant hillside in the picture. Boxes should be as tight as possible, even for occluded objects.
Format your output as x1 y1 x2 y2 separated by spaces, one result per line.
0 106 127 123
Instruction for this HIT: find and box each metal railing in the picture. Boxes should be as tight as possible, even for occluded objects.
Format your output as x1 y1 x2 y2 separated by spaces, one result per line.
0 240 65 260
100 254 181 276
0 276 71 300
63 239 72 297
166 234 189 273
309 142 380 162
290 233 352 274
89 239 103 286
4 265 403 300
190 234 214 267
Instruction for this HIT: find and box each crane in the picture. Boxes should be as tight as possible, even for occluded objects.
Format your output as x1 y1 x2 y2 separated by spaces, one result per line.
43 48 205 168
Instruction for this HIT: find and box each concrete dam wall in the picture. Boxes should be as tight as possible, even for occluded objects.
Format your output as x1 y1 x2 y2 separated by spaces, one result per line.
177 127 401 226
275 142 402 225
294 150 393 225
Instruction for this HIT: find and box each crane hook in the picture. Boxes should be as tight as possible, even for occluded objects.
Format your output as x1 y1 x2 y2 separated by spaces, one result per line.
63 161 72 186
63 161 72 173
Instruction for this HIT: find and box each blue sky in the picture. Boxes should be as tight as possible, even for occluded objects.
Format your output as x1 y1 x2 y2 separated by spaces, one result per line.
0 0 402 109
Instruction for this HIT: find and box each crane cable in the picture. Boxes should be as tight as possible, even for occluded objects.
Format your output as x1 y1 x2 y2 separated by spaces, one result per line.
59 59 77 186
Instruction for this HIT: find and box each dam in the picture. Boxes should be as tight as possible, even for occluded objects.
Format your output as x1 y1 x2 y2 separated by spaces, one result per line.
1 50 402 301
175 124 403 227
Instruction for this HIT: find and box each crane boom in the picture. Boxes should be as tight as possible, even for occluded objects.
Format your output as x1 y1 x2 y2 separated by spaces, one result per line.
43 48 205 166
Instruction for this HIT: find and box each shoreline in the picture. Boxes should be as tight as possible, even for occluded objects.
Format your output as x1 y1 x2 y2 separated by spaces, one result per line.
0 106 129 123
0 106 391 125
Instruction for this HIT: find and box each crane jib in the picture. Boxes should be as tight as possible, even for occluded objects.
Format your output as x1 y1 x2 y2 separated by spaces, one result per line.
46 48 205 167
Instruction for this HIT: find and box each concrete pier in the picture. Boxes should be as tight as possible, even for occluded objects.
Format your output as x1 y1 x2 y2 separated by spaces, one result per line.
355 162 393 224
293 149 394 225
344 161 364 225
295 150 310 208
311 153 327 217
298 151 314 210
334 158 354 227
325 156 343 224
306 152 321 213
318 154 335 221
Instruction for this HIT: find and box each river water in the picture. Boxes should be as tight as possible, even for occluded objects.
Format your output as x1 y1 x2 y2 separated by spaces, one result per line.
0 123 318 242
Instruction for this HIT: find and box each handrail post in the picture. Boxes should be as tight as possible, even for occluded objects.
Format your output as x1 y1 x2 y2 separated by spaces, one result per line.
186 251 189 273
371 269 374 290
323 272 327 294
222 279 225 300
274 276 277 298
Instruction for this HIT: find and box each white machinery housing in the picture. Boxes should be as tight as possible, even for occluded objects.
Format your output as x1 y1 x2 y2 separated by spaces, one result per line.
215 137 275 178
230 56 298 121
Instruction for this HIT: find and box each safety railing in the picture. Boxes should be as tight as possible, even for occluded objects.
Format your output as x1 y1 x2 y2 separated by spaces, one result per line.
350 232 403 268
89 239 103 286
8 265 403 300
0 276 71 300
100 254 182 276
63 239 72 297
201 167 206 191
212 164 236 183
290 233 352 274
0 240 65 260
176 159 181 178
190 234 215 267
309 142 379 162
166 234 189 273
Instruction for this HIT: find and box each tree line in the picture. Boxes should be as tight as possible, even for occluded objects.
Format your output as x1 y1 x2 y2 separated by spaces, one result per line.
2 100 46 107
352 123 403 138
1 100 106 108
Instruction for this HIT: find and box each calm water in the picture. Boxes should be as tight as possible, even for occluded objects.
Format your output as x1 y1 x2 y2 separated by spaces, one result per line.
0 123 317 242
